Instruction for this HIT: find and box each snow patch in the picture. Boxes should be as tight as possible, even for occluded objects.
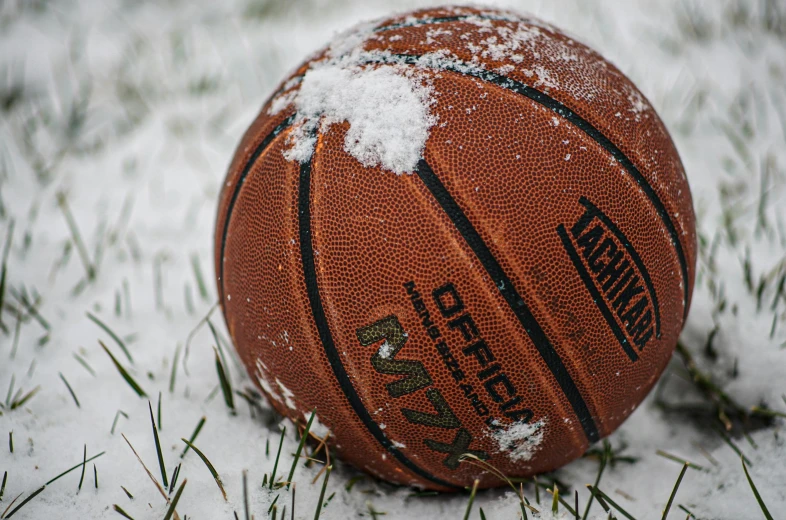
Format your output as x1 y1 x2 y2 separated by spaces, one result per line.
490 419 546 463
377 340 394 359
282 58 436 175
276 378 298 410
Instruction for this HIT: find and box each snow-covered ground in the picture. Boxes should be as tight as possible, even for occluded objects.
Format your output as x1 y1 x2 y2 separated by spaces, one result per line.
1 0 785 518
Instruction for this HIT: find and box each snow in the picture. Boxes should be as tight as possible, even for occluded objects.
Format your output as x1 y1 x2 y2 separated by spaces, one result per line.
489 419 546 463
282 61 436 174
1 0 785 519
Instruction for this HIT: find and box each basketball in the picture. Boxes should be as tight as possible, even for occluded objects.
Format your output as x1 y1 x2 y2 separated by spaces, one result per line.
215 5 696 490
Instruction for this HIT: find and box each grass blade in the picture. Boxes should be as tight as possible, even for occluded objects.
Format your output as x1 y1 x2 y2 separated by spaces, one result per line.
742 457 773 520
662 463 689 519
463 479 479 520
78 444 87 492
59 372 80 408
583 441 609 520
270 427 286 489
10 386 40 410
169 344 181 393
313 465 332 520
4 485 46 518
111 410 128 435
243 470 250 520
287 411 316 489
191 253 209 301
180 438 226 501
148 401 168 489
180 416 206 458
113 504 135 519
46 451 106 485
169 463 181 495
88 312 133 364
56 192 95 282
73 353 96 377
99 341 146 397
213 346 234 412
163 479 187 520
587 485 636 520
656 450 704 471
0 219 15 332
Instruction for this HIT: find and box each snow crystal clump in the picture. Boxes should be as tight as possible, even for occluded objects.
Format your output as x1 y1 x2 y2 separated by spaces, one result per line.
490 419 546 463
274 17 437 175
377 340 394 359
283 61 436 175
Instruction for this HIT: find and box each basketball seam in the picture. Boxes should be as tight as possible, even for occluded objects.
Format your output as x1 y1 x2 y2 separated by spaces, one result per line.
415 159 601 444
217 114 296 308
297 145 462 490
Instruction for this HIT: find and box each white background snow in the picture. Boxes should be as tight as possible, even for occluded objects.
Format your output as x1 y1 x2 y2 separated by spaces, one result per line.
1 0 785 518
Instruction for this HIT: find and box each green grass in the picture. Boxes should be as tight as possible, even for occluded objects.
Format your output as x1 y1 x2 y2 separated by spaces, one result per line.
180 438 226 501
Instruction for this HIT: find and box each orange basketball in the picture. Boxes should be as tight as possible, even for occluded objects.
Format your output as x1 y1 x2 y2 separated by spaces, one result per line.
215 6 696 490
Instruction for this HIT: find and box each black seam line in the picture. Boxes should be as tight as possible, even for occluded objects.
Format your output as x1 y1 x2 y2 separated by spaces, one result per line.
416 159 601 444
578 197 661 338
298 155 461 490
218 114 296 305
388 52 690 321
557 225 639 362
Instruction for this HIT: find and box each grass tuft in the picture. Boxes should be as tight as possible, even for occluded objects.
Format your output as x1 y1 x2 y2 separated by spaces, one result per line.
587 485 636 520
460 454 528 519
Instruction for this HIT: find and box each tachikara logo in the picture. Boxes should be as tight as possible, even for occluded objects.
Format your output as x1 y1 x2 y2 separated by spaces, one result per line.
556 197 660 361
